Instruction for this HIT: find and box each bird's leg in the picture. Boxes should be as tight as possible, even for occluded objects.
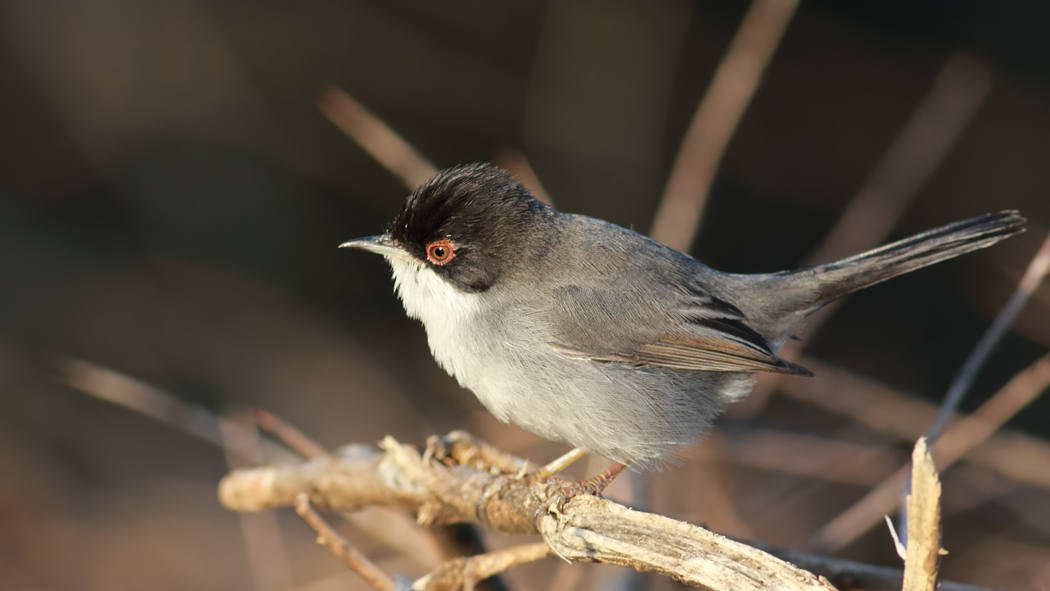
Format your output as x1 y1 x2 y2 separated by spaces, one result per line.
537 462 630 516
525 450 631 515
526 447 588 483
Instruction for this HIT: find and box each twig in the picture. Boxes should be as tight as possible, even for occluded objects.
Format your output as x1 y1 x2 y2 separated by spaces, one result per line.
425 523 513 591
253 407 328 460
221 434 836 590
651 0 797 248
897 232 1050 538
53 357 447 570
812 353 1050 552
778 357 1050 490
902 438 942 591
414 542 553 591
807 54 994 268
711 429 901 486
492 146 554 206
220 432 1001 590
52 357 290 464
746 540 989 591
734 53 995 416
926 231 1050 443
221 411 293 591
319 87 437 190
295 493 398 591
651 0 800 252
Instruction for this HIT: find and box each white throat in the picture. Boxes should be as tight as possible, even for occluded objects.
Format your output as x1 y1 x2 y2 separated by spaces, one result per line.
385 256 483 379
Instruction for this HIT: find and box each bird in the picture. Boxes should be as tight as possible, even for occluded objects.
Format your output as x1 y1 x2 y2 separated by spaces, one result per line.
342 163 1024 495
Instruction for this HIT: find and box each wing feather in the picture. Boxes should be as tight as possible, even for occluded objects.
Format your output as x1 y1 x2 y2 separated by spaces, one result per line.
636 334 813 376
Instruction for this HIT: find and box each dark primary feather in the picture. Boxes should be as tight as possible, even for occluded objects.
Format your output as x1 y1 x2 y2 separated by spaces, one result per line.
527 209 1023 379
779 210 1026 307
525 214 812 376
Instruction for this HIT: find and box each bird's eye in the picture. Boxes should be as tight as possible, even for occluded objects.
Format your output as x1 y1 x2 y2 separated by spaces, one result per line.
426 240 455 265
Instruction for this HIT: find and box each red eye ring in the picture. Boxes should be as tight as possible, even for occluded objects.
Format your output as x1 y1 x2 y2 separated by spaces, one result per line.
426 239 455 265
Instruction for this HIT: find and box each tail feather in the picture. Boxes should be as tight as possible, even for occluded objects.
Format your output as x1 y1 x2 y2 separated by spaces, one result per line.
788 210 1025 310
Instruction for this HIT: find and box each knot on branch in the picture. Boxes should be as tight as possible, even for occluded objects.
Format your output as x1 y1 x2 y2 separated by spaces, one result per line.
219 431 838 590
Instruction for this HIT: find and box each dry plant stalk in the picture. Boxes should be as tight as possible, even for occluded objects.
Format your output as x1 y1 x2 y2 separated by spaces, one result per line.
781 357 1050 490
254 408 327 459
220 411 293 591
295 494 399 591
413 542 552 591
220 433 836 591
736 53 994 415
902 438 943 591
813 353 1050 551
805 54 993 269
651 0 800 252
319 87 437 189
812 232 1050 551
492 146 554 206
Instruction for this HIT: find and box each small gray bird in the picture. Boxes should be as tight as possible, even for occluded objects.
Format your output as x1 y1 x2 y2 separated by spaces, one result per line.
343 163 1023 490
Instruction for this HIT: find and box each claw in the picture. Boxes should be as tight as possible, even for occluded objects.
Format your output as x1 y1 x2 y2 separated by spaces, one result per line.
535 462 629 517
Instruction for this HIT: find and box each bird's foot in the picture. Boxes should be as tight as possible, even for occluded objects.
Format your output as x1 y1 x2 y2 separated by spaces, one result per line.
535 462 628 517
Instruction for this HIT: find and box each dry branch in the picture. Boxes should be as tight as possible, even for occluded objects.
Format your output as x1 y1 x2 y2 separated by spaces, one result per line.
413 542 552 591
492 146 554 207
319 87 437 190
813 353 1050 551
780 357 1050 490
902 439 942 591
926 230 1050 442
220 433 836 591
651 0 800 252
221 411 293 591
253 408 327 460
747 542 986 591
735 53 994 416
295 494 399 591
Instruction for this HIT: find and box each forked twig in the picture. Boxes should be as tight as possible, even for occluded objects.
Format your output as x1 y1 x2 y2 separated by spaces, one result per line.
221 434 837 591
220 432 1001 591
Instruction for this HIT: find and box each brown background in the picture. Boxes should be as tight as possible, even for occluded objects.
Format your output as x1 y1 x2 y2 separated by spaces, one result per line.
1 0 1049 589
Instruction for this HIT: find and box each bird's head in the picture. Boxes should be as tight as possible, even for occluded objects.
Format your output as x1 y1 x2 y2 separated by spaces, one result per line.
341 163 553 297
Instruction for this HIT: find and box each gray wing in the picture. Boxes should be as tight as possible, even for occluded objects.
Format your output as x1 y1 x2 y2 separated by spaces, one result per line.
533 224 812 377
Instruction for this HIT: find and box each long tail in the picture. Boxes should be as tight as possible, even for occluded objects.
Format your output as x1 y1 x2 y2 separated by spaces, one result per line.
778 210 1025 313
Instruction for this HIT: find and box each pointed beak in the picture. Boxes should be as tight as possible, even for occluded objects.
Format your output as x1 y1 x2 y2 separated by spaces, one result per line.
339 234 408 259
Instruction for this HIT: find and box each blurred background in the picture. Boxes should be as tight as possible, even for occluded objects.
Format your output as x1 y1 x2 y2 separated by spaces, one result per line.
1 0 1049 589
